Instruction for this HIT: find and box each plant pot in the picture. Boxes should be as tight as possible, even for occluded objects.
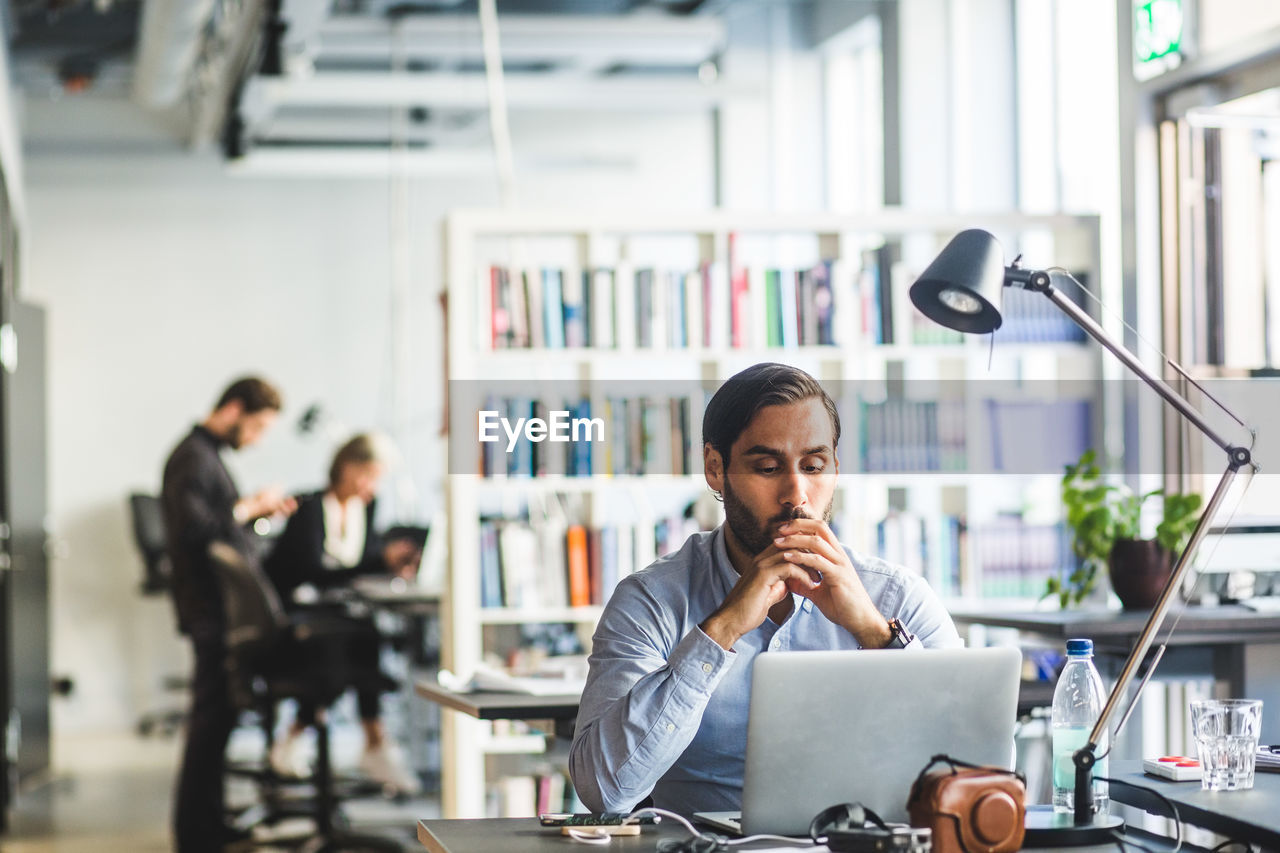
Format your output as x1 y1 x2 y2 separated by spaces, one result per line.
1108 538 1174 610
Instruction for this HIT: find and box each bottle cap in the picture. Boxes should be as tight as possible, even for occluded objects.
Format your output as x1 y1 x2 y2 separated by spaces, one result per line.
1066 638 1093 655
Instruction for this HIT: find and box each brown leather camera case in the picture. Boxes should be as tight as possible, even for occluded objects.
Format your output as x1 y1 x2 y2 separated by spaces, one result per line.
906 766 1026 853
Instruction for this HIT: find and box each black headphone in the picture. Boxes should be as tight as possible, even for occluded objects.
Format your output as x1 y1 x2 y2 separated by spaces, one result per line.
808 802 890 842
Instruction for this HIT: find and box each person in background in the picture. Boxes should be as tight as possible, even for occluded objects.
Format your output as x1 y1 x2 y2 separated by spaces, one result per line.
162 376 298 853
569 362 962 816
264 432 423 794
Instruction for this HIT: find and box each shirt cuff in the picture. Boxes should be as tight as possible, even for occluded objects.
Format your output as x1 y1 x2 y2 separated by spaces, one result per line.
667 626 735 690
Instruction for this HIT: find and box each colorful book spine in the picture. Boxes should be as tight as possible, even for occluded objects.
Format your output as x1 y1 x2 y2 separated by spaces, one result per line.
566 524 590 607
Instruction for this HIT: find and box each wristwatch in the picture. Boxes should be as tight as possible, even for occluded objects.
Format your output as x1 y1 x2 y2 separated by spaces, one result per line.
883 617 916 649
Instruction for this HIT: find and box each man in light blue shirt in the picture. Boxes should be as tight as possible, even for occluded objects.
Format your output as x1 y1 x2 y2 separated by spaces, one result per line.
569 363 962 815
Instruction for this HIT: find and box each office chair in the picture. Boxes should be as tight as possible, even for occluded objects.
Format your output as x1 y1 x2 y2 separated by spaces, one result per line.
129 492 188 737
208 540 403 852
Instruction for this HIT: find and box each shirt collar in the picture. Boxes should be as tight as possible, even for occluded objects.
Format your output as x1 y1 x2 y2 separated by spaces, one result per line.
710 524 737 597
192 424 228 449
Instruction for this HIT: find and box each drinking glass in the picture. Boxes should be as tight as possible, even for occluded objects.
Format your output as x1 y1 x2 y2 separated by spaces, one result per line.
1190 699 1263 791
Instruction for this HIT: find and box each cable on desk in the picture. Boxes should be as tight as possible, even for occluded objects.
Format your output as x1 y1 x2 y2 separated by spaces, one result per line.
626 807 818 852
1109 829 1168 853
1207 841 1254 853
566 828 615 845
1097 775 1182 853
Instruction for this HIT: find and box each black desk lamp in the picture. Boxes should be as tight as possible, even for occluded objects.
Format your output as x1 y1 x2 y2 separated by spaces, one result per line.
909 229 1256 846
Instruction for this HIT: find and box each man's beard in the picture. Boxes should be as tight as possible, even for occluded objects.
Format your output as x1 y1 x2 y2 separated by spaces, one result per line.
226 422 245 450
721 477 833 556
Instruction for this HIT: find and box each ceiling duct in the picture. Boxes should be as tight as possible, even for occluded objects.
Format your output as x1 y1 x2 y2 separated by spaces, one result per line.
131 0 218 107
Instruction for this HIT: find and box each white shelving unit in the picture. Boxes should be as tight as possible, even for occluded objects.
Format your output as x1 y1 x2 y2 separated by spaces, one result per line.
440 208 1103 818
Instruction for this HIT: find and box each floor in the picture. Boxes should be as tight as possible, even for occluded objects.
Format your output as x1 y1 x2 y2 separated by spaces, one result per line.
0 728 440 853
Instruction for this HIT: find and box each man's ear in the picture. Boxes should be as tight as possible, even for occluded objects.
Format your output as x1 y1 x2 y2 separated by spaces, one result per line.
703 443 725 492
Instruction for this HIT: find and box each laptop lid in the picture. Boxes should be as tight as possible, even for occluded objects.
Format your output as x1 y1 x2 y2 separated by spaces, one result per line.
730 646 1021 836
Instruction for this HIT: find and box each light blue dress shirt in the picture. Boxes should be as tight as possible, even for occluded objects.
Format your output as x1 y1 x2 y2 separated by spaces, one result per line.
568 525 963 815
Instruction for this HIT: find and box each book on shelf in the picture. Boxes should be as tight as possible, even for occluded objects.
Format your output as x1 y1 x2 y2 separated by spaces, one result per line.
975 516 1072 598
479 521 504 608
489 768 582 818
562 266 586 348
494 523 541 609
480 251 924 352
535 519 570 610
524 266 545 349
542 269 566 349
986 399 1092 474
990 275 1090 344
858 399 957 472
489 266 511 349
566 524 591 608
478 514 707 610
875 510 967 597
496 775 537 818
476 394 693 478
590 269 615 348
854 396 1090 475
876 510 928 576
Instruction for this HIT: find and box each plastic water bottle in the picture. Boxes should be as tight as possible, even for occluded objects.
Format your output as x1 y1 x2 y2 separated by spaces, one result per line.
1051 638 1109 814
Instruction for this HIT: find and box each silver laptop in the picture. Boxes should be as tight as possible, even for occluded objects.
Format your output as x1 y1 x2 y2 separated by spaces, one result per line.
695 646 1021 836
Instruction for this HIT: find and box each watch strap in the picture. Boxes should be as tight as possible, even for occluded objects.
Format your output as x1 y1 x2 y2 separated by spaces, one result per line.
884 617 915 649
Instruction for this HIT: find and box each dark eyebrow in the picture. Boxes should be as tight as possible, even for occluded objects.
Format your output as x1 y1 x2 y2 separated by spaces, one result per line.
741 445 832 458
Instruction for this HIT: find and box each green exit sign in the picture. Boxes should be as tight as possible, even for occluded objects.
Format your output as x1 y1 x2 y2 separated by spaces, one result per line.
1134 0 1184 63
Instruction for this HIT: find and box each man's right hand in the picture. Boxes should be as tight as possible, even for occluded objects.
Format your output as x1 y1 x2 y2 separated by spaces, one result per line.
235 487 298 523
383 539 422 579
698 545 819 650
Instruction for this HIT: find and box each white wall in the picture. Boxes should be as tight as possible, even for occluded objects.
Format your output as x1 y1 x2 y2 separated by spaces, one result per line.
1198 0 1280 56
23 94 713 734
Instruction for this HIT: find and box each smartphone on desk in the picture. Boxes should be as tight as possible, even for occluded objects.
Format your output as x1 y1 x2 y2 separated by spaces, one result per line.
539 813 658 835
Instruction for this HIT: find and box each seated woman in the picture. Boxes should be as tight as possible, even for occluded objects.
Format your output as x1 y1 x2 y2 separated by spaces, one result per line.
264 433 423 794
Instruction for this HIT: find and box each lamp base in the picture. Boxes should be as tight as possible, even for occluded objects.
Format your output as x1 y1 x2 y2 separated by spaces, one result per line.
1022 804 1125 847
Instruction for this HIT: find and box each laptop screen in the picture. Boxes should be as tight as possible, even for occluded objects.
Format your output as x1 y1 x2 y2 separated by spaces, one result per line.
718 646 1021 836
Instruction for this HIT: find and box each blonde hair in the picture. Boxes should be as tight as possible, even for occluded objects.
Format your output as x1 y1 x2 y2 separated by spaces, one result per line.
328 433 389 488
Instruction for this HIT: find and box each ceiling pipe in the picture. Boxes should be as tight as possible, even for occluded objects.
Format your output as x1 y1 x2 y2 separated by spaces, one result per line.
131 0 217 108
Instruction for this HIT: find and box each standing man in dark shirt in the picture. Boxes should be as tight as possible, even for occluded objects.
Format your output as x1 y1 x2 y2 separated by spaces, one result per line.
162 377 297 853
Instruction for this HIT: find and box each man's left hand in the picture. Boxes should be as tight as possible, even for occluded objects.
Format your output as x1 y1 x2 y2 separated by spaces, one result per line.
773 518 893 649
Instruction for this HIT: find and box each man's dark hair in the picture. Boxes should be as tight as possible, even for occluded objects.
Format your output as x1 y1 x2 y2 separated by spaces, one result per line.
702 362 841 463
214 377 282 414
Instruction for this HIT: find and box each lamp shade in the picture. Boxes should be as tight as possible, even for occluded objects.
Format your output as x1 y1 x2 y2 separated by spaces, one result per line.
909 228 1006 334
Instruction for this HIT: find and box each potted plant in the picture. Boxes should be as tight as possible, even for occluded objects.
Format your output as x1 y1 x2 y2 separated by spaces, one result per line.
1047 449 1203 609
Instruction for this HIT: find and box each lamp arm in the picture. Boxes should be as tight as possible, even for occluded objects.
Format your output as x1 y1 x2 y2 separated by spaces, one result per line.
1090 462 1243 746
1069 462 1243 823
1009 268 1255 824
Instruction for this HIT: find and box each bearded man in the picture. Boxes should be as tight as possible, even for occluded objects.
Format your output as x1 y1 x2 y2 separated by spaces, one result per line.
162 376 297 852
569 362 961 816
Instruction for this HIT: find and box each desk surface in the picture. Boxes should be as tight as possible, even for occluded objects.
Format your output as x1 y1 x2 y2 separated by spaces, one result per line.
415 817 1192 853
414 680 580 720
1111 760 1280 850
951 604 1280 646
350 577 441 607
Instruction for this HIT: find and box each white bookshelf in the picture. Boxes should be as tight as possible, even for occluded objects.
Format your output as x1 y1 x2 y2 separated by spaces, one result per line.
440 208 1103 817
